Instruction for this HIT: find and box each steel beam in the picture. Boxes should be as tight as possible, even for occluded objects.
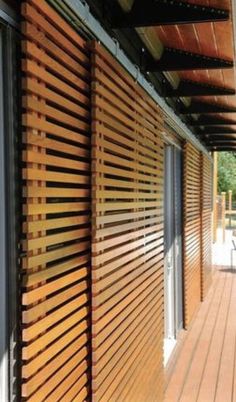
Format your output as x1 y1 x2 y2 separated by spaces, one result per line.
146 48 233 71
203 135 236 141
165 80 235 97
111 0 229 28
208 146 236 151
196 127 236 135
208 138 236 143
180 101 236 114
207 141 236 146
190 116 236 126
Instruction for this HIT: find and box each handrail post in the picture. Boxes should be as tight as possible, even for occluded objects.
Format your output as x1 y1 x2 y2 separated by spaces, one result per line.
222 192 226 243
229 190 232 228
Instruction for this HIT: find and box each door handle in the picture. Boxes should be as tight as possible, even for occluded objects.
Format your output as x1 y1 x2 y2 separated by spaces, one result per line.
167 255 173 271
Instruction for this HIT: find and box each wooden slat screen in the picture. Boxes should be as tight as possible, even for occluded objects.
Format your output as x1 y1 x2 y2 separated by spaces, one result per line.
201 154 213 300
183 142 201 328
91 41 165 402
21 1 91 400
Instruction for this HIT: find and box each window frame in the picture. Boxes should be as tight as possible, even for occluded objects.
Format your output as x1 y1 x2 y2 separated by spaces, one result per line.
0 4 20 400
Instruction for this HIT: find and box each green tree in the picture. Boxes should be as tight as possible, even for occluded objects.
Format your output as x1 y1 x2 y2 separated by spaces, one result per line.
218 152 236 199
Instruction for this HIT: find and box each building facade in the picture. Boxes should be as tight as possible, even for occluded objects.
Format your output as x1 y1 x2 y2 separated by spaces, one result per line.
2 0 234 401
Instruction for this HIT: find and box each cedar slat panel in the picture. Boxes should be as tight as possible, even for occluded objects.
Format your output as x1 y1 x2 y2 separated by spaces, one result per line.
21 1 90 400
183 142 201 328
91 41 164 402
201 154 213 300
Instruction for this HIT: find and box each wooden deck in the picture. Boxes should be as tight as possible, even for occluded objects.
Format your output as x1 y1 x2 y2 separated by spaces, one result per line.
165 263 236 402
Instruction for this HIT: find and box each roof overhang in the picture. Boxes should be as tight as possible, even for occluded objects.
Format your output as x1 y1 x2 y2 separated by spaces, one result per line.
50 0 236 153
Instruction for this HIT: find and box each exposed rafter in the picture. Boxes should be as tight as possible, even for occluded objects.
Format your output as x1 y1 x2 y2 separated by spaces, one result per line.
202 135 236 141
146 48 233 71
180 101 236 115
207 138 236 143
207 141 236 147
165 80 235 97
199 133 236 149
208 146 236 151
111 0 229 28
190 116 236 126
196 127 236 135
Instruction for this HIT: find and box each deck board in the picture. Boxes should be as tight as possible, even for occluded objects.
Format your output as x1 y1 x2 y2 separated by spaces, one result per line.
165 266 236 402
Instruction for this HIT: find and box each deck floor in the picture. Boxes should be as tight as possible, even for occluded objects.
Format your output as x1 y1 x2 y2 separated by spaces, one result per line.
165 234 236 402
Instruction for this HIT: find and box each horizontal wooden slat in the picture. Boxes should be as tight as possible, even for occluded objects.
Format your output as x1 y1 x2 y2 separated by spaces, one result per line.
22 95 89 131
21 1 91 400
22 59 89 105
22 1 89 63
23 186 90 198
22 263 88 301
91 41 164 402
22 227 90 251
22 240 90 270
201 154 213 300
23 132 89 158
22 114 89 144
23 282 88 323
23 215 89 233
183 142 201 329
22 40 89 93
23 201 89 216
22 336 88 395
22 313 89 366
22 77 89 119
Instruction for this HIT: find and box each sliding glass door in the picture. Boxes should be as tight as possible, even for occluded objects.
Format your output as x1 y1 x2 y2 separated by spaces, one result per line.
164 145 183 364
0 26 8 402
0 18 19 400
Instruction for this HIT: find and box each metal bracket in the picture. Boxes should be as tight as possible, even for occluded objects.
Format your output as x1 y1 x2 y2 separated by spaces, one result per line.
110 0 229 28
134 64 140 83
81 0 90 24
112 38 120 58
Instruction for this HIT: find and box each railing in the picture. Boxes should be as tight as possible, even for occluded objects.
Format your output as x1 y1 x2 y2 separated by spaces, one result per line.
214 190 236 242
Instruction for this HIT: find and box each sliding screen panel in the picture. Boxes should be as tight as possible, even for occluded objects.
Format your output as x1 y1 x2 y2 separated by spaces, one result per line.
21 1 91 400
201 154 213 300
91 41 165 402
183 142 201 328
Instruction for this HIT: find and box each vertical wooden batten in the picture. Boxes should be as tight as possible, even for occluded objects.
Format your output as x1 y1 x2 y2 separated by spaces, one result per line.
91 41 165 402
21 0 91 400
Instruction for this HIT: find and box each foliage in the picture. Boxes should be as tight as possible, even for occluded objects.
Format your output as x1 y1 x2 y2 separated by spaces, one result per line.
218 152 236 199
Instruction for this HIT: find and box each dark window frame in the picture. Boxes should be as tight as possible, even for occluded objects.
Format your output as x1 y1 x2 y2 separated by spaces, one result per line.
0 3 20 400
